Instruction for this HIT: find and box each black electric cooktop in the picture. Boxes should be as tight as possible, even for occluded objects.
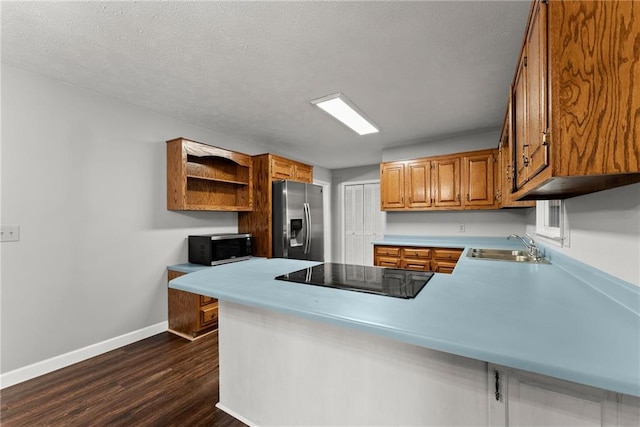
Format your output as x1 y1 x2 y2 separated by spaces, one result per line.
275 263 434 299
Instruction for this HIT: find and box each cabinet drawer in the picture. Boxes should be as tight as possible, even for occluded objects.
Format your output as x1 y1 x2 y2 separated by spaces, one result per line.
433 261 457 274
433 248 463 261
200 303 219 326
375 246 401 257
401 248 431 259
200 295 217 306
402 259 431 271
376 257 401 268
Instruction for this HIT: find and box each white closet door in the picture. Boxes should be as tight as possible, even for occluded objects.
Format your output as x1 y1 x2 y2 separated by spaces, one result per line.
344 182 384 266
362 183 382 266
344 184 364 265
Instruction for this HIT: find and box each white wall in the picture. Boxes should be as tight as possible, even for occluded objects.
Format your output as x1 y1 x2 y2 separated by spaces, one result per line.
0 65 329 375
386 209 529 236
525 183 640 286
381 128 501 162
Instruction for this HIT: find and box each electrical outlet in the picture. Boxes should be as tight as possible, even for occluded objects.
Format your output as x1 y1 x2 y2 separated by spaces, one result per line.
1 225 20 242
458 224 465 233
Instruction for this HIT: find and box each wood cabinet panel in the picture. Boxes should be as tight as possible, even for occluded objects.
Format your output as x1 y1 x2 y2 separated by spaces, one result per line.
200 303 219 326
374 245 461 274
433 157 461 208
380 149 503 211
513 55 529 190
376 257 401 268
401 248 430 258
380 162 405 210
433 248 463 262
510 0 640 200
524 0 548 181
200 295 216 305
498 104 536 208
432 261 457 274
406 160 432 208
271 157 295 180
238 154 313 257
464 151 497 207
166 138 253 211
401 259 431 271
168 269 218 340
294 164 313 183
513 0 548 189
270 155 313 183
375 246 401 257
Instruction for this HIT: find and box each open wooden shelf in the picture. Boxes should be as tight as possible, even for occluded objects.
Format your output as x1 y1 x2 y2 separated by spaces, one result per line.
167 138 253 211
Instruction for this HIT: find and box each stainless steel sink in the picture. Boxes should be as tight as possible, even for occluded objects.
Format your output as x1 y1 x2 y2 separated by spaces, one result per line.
466 248 550 264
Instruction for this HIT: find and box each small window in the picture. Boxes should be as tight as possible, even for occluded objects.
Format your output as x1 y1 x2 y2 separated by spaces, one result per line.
536 199 566 245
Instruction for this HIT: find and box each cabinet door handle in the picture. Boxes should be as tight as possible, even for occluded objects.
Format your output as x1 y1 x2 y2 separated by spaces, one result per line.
466 194 470 202
456 194 460 202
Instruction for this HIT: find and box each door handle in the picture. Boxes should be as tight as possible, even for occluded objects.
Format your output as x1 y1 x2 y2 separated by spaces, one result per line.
303 203 311 254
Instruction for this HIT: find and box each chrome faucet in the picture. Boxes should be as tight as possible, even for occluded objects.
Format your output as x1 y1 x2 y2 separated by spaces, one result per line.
508 233 541 260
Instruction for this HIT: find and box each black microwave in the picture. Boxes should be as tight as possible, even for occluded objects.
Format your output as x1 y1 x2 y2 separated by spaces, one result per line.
188 233 252 266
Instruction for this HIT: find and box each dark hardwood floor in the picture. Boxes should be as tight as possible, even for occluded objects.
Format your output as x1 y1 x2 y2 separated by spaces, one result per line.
0 331 247 426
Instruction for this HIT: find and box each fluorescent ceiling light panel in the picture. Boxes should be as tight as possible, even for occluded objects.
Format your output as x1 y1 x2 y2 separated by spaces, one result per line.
311 93 379 135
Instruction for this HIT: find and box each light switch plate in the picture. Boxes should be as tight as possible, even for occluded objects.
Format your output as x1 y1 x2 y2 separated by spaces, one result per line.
1 225 20 242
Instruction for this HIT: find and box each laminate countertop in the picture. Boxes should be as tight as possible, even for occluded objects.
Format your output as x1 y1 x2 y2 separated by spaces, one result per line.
169 236 640 397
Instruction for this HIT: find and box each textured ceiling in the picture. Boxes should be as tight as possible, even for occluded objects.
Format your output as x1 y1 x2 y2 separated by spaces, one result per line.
1 1 531 169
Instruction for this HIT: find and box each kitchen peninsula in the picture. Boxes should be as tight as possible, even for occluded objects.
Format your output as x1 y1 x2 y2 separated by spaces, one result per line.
169 237 640 426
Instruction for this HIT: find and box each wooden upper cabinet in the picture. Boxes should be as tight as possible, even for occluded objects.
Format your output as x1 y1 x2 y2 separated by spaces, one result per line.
524 1 548 180
380 162 406 210
463 151 496 207
380 149 502 211
293 163 313 183
166 138 253 211
238 153 313 258
499 102 536 208
406 160 432 209
433 157 461 208
270 155 313 183
510 0 640 200
513 55 529 190
513 0 548 190
271 157 295 180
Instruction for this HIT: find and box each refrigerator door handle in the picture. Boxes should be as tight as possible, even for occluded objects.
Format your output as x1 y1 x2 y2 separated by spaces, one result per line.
303 202 311 254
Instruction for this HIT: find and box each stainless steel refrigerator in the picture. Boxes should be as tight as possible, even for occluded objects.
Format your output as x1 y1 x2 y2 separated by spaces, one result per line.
272 180 324 261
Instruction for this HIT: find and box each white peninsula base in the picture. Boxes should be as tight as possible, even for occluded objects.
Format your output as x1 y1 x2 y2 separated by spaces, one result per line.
216 300 488 426
216 300 640 427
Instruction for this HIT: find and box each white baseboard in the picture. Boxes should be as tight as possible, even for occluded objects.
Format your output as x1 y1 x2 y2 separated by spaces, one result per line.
0 321 168 390
215 402 258 427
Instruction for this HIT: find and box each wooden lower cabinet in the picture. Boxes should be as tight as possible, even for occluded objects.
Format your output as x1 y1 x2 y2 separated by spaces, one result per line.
168 269 218 340
374 245 462 274
431 248 464 274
